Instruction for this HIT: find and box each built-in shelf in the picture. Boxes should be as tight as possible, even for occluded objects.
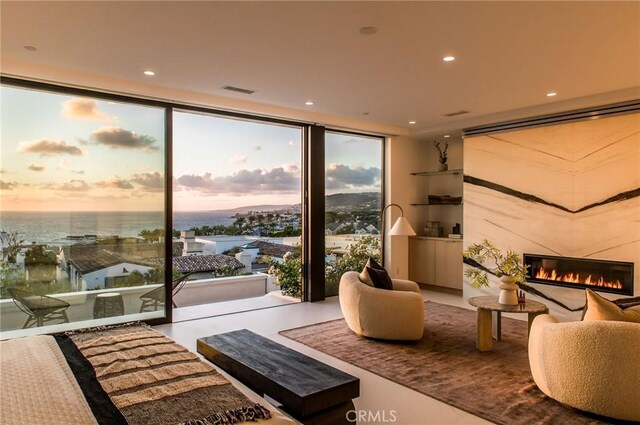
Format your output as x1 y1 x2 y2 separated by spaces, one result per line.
410 168 463 177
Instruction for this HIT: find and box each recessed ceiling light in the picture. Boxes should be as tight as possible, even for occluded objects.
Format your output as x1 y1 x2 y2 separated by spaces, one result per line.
359 26 378 35
143 70 156 76
305 101 314 106
409 121 416 125
24 45 37 51
546 92 557 97
442 56 455 62
444 135 450 138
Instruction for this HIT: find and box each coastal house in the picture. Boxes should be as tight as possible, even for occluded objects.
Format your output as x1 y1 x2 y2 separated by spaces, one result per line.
239 240 296 264
172 254 245 277
59 245 157 290
1 3 638 425
178 230 203 256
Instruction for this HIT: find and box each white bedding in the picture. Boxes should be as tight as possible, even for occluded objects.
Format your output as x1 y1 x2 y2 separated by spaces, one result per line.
0 335 97 425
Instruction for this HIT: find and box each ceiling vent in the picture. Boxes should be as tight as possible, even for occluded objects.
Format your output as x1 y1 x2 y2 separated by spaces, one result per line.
443 110 470 117
221 85 255 95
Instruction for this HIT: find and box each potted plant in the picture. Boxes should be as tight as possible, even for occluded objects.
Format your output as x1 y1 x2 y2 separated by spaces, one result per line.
463 239 528 305
433 140 448 171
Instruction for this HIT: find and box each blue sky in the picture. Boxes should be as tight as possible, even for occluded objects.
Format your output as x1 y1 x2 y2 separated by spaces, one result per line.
1 85 382 212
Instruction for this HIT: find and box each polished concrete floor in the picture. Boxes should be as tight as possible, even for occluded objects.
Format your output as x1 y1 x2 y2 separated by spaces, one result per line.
155 289 496 425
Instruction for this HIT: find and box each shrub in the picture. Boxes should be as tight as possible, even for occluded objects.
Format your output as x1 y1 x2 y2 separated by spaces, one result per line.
325 236 380 296
267 246 302 297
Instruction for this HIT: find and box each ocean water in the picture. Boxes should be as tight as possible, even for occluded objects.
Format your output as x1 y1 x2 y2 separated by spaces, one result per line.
0 211 234 245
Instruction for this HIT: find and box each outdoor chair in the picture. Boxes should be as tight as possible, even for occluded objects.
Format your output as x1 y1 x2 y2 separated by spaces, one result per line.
139 272 195 313
7 287 70 328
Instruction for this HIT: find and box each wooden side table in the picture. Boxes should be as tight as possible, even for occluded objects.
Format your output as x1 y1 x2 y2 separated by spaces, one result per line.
468 296 548 352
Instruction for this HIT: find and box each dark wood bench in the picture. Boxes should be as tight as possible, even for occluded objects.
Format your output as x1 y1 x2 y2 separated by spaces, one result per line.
197 329 359 423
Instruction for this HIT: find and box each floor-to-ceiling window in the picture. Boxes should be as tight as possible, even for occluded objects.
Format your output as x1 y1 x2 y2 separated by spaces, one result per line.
172 111 303 311
324 131 383 296
0 83 168 337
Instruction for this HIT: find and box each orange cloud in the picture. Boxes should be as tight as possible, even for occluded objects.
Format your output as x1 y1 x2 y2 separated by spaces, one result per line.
0 180 17 190
62 98 114 121
43 179 90 192
87 126 159 152
28 163 45 172
18 139 85 157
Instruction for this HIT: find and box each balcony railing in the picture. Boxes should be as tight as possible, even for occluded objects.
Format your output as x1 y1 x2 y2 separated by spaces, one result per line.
0 272 281 339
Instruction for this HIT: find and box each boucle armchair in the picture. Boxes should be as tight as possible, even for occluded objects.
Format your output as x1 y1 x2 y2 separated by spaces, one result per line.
528 314 640 422
339 271 424 341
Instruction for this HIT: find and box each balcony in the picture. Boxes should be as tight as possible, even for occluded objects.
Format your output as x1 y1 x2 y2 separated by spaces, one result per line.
0 272 295 339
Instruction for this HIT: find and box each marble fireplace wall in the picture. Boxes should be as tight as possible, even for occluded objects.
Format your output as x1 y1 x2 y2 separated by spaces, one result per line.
463 111 640 320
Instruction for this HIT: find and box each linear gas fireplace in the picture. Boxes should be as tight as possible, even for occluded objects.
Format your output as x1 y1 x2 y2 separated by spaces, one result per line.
523 254 634 296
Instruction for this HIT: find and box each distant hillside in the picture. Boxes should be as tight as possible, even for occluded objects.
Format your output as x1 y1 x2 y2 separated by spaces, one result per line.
210 192 381 214
211 204 296 214
325 192 381 210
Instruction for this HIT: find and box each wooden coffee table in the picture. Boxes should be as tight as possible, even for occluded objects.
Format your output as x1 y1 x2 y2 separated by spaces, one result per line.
468 296 548 352
197 329 359 424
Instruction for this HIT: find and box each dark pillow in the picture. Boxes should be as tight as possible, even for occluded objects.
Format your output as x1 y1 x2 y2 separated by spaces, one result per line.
367 257 385 271
365 266 394 291
358 257 385 286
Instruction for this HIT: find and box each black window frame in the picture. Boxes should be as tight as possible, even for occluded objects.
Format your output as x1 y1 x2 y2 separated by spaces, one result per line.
0 76 387 325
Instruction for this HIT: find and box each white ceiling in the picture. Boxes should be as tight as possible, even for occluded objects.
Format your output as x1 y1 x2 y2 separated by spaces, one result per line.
1 1 639 135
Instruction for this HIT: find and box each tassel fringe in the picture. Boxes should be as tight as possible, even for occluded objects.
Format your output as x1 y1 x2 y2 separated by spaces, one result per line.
64 321 147 335
180 403 272 424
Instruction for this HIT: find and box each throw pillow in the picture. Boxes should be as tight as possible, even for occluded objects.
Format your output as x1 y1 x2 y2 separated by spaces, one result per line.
582 289 640 323
365 266 394 290
358 257 385 286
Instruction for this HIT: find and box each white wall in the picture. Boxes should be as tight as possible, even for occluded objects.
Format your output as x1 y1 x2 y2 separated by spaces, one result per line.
173 273 273 307
385 135 428 278
83 262 155 290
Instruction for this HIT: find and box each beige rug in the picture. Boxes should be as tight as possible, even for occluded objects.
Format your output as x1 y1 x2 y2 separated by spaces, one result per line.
280 301 613 425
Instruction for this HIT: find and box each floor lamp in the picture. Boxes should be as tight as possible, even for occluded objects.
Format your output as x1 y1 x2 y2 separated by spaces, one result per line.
381 203 416 267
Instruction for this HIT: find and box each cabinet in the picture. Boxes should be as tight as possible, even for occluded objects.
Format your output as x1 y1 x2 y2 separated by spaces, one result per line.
409 237 435 284
409 237 463 290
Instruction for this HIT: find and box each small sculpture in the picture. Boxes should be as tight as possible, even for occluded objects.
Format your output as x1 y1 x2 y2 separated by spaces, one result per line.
434 140 449 171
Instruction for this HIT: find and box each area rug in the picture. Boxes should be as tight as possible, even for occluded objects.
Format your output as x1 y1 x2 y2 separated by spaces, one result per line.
280 301 613 425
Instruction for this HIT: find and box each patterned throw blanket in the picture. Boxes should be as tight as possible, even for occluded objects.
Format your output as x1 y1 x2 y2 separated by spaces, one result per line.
57 323 271 425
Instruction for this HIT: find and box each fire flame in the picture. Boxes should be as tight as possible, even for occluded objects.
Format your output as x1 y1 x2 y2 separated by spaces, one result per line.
534 267 623 289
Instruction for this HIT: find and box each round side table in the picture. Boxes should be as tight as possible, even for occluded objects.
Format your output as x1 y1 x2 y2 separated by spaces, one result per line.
93 292 125 319
468 296 548 352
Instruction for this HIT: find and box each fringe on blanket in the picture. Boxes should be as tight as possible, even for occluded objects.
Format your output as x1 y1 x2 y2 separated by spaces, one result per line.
180 403 272 424
64 321 147 335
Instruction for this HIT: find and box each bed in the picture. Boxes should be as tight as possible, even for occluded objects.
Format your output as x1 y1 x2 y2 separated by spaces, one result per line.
0 323 293 425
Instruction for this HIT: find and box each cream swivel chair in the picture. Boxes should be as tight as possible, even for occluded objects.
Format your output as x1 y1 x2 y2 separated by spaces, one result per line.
339 271 424 341
528 314 640 422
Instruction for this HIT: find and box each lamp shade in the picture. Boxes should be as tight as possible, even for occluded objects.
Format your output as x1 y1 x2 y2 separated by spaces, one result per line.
388 216 416 236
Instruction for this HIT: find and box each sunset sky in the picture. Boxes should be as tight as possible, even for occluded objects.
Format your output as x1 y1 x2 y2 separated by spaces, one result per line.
1 86 165 211
1 85 381 212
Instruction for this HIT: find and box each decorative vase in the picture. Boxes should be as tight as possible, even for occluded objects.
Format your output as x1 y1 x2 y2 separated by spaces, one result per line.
498 275 519 305
438 163 448 172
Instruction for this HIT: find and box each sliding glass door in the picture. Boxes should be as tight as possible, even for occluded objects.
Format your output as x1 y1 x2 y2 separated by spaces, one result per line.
0 83 168 337
324 131 383 296
172 111 303 308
